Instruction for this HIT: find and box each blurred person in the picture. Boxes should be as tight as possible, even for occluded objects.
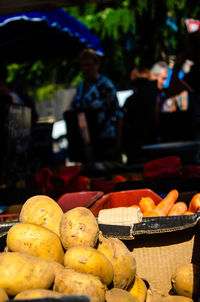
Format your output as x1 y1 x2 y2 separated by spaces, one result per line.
0 63 14 184
160 59 193 113
0 64 35 186
149 61 169 125
68 48 123 163
149 61 169 90
122 66 161 164
130 67 150 83
0 64 38 124
166 30 200 140
9 79 39 124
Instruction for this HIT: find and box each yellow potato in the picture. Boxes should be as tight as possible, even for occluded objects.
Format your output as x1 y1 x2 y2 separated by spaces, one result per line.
97 234 136 289
49 261 65 276
171 264 200 299
7 222 64 263
128 276 147 302
60 207 99 250
53 268 106 302
159 295 193 302
0 252 54 296
63 246 113 286
106 288 138 302
19 195 63 236
14 289 66 300
0 288 8 302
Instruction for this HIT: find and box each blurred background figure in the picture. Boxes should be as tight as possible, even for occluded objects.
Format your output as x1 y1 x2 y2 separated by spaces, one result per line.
0 63 34 187
122 62 168 165
66 48 123 164
9 79 39 125
166 30 200 140
149 61 169 90
160 59 194 113
130 67 150 84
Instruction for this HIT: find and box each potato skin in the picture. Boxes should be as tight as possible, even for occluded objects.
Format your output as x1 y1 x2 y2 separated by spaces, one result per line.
53 268 106 302
60 207 99 250
128 276 147 302
7 222 64 264
0 252 54 296
171 264 200 299
159 296 193 302
49 261 65 276
19 195 63 236
106 288 138 302
97 234 136 289
0 288 9 302
14 289 66 300
63 246 113 285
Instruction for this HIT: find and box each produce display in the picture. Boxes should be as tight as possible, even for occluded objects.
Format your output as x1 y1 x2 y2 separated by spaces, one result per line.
138 190 199 217
0 194 199 302
171 264 200 299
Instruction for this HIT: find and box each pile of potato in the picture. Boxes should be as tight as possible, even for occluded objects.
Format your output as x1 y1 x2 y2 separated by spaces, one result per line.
0 195 144 302
0 194 199 302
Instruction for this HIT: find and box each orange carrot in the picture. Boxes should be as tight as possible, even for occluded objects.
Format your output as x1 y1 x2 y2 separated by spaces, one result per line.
168 202 187 216
184 211 195 215
154 189 179 216
139 197 156 213
143 209 163 217
188 193 200 213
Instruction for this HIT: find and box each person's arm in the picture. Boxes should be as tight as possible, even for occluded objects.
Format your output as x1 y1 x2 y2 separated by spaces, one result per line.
166 51 188 98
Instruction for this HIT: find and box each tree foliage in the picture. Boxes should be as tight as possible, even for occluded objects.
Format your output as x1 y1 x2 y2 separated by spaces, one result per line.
7 0 200 98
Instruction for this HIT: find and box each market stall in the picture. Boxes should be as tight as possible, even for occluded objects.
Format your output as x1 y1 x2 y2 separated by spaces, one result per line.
0 2 200 301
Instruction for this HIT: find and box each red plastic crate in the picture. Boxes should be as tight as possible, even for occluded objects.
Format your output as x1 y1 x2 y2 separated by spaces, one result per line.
57 191 104 212
89 189 162 217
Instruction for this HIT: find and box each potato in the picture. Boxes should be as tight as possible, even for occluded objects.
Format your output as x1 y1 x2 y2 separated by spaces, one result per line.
159 296 193 302
128 276 147 302
63 246 113 285
14 289 66 300
7 222 64 263
60 207 99 250
106 288 138 302
97 234 136 289
0 252 54 296
171 264 200 299
53 268 106 302
19 195 63 236
49 261 65 276
0 288 8 302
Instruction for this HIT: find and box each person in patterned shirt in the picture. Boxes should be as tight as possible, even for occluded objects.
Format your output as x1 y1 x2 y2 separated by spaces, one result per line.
70 48 123 162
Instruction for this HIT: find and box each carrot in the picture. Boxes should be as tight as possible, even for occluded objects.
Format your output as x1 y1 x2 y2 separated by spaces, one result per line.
143 209 163 217
139 197 156 213
188 193 200 213
168 202 187 216
184 211 195 215
154 189 179 216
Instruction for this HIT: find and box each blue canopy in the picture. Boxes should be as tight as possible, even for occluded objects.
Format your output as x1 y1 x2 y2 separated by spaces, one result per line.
0 8 103 62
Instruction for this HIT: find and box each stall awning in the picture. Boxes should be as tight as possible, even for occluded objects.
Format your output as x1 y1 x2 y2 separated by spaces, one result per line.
0 8 103 63
0 0 110 15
